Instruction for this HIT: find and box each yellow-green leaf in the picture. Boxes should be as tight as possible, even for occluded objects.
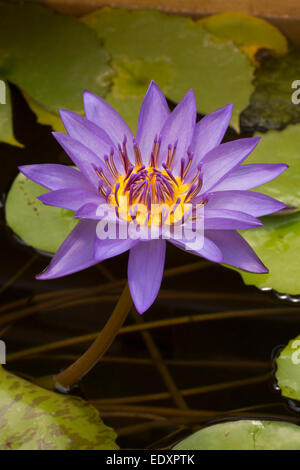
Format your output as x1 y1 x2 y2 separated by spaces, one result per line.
0 366 118 450
0 2 113 115
276 334 300 401
83 8 254 131
236 212 300 295
248 125 300 209
174 419 300 450
5 172 77 254
200 12 288 64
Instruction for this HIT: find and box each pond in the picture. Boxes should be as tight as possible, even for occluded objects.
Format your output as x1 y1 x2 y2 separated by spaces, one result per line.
0 1 300 451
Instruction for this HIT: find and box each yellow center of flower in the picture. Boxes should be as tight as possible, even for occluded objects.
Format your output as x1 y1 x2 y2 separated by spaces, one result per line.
94 137 203 227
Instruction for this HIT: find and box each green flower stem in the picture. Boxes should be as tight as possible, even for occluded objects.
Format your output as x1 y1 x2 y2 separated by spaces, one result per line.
55 283 132 392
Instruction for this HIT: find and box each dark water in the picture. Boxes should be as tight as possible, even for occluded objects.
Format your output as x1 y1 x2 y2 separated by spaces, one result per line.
0 84 300 449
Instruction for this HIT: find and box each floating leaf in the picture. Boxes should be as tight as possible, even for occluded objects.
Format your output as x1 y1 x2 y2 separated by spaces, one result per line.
83 8 254 131
248 125 300 209
235 212 300 294
0 81 21 146
240 51 300 132
174 419 300 450
5 172 77 254
0 1 113 115
276 334 300 401
200 12 288 64
0 366 118 450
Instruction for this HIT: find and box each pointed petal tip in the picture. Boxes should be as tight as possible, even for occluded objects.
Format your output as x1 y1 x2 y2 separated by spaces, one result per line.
145 80 162 98
251 264 269 274
223 103 233 117
130 292 152 315
18 165 27 174
185 88 196 102
134 303 147 315
35 272 48 280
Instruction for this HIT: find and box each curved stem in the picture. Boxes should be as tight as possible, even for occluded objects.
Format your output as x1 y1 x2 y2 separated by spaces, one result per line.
55 282 132 392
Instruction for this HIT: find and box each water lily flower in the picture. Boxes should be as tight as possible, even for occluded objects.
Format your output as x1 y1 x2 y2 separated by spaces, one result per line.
19 81 287 314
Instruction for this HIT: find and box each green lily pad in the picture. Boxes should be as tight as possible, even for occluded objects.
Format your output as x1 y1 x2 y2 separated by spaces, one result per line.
248 125 300 209
174 419 300 450
0 366 118 450
240 51 300 132
276 334 300 401
5 172 77 254
83 8 254 131
235 211 300 295
199 12 288 64
0 1 113 115
0 81 21 146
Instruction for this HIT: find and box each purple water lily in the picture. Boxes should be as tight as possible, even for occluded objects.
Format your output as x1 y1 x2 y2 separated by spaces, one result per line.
19 81 287 314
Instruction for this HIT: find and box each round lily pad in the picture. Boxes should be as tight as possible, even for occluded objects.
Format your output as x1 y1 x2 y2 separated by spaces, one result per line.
83 8 254 131
235 211 300 295
276 334 300 401
199 12 288 64
5 172 77 254
0 366 118 450
248 125 300 209
241 52 300 133
0 2 113 114
174 419 300 450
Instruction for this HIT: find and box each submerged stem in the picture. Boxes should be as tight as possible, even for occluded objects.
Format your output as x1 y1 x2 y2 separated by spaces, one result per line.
55 282 132 392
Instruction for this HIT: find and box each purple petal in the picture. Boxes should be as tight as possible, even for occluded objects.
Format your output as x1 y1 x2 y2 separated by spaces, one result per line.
76 202 126 226
199 137 261 194
58 110 124 172
170 236 222 263
128 239 166 314
38 188 101 211
36 220 99 279
18 164 92 191
187 104 232 179
136 81 169 165
206 190 285 216
75 202 103 219
204 208 263 230
158 89 196 173
206 229 268 273
94 235 137 262
83 89 134 161
52 132 105 188
212 163 288 191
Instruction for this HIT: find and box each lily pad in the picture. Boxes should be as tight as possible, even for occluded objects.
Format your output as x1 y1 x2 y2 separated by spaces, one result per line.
5 172 77 254
240 51 300 132
174 419 300 450
199 12 288 64
0 366 118 450
276 334 300 401
248 125 300 209
0 1 113 115
235 211 300 295
0 81 21 146
83 8 254 131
